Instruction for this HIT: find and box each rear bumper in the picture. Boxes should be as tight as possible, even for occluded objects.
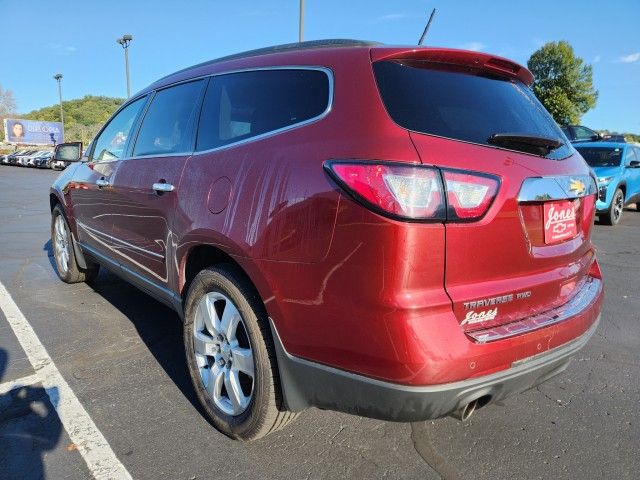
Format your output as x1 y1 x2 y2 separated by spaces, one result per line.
272 314 600 421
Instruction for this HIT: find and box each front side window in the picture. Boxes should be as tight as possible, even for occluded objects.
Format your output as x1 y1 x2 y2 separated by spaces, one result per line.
573 126 598 141
133 80 205 157
91 97 146 162
196 69 330 152
623 147 637 166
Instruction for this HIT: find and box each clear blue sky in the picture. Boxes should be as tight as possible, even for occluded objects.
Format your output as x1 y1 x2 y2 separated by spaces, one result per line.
1 0 638 132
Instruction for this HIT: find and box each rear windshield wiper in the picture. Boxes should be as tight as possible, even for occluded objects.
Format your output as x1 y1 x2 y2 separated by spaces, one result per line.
488 133 563 156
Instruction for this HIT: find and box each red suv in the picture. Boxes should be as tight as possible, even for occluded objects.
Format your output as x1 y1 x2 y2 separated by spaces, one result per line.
50 40 603 440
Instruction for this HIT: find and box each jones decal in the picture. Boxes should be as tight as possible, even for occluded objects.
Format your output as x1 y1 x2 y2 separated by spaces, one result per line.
461 308 498 326
544 204 576 230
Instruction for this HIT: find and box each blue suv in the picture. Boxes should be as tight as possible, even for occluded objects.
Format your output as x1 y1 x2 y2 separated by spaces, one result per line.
575 142 640 225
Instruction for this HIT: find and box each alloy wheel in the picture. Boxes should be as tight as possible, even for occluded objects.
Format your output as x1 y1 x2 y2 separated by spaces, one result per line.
613 192 624 222
53 215 70 275
193 292 255 416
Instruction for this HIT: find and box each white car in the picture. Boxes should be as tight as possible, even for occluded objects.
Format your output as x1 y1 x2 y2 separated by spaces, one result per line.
21 150 50 167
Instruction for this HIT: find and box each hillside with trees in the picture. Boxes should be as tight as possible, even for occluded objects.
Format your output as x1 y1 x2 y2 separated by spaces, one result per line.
22 95 124 144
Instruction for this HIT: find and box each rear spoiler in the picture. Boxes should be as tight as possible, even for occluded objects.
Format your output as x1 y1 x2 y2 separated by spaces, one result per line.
370 47 534 86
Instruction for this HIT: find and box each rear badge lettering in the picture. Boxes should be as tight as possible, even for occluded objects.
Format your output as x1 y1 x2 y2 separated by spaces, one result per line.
463 291 532 310
462 308 498 326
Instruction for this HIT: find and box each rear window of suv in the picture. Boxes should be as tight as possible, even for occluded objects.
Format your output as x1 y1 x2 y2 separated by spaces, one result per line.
373 60 571 159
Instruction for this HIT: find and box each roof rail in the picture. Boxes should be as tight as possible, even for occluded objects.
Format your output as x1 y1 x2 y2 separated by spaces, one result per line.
158 39 379 82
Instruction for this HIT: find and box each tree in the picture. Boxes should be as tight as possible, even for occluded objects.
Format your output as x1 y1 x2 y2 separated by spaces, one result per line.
527 41 598 125
0 85 18 142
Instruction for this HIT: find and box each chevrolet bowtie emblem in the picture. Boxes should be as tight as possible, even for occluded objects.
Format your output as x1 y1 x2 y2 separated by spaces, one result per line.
568 179 586 195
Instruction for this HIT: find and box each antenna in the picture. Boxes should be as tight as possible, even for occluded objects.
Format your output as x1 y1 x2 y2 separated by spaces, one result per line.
418 8 437 45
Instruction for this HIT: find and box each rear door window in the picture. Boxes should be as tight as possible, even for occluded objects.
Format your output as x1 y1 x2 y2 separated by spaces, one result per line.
373 60 571 159
196 69 330 152
133 80 205 157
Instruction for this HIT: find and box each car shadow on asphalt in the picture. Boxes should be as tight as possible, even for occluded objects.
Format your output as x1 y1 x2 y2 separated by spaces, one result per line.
43 239 56 273
0 349 62 480
88 270 212 421
43 241 210 424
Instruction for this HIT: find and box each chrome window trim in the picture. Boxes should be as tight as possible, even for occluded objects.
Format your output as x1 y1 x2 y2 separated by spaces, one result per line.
89 66 334 162
123 152 192 160
517 174 597 202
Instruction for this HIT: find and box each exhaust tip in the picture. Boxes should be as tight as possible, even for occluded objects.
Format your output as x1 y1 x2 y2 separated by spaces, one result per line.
450 395 491 421
459 400 478 421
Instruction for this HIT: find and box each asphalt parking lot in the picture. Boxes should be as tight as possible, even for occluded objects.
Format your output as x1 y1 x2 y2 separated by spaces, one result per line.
0 166 638 480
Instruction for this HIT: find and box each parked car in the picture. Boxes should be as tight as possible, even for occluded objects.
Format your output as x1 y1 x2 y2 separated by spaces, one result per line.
23 150 50 167
9 150 38 166
603 134 627 143
31 151 53 168
575 141 640 225
49 40 603 440
561 125 604 143
0 152 17 165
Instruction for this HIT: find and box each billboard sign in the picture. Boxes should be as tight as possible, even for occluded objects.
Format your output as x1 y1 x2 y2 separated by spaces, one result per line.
3 118 64 145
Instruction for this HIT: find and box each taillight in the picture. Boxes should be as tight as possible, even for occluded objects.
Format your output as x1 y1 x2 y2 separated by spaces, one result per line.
326 162 446 220
325 161 500 222
443 171 500 220
588 258 602 279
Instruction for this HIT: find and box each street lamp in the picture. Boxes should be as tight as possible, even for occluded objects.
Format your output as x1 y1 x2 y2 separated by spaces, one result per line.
299 0 304 42
53 73 64 126
116 34 133 98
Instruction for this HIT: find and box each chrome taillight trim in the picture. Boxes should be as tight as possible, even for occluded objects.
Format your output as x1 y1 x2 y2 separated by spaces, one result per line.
466 276 602 343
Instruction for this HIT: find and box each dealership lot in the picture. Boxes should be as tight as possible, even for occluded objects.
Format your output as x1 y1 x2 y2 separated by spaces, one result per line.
0 167 638 480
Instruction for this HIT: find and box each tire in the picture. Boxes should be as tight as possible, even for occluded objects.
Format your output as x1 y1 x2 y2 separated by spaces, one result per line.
601 188 624 225
184 265 298 440
51 205 99 283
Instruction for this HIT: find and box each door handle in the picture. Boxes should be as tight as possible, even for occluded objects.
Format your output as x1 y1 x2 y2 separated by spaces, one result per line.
96 178 110 188
152 182 175 193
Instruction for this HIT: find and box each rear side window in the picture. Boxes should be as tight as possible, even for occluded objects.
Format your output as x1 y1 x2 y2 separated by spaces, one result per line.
133 80 205 157
196 69 330 152
373 60 571 159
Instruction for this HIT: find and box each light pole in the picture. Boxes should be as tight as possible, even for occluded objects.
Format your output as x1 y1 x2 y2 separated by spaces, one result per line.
53 73 64 126
116 34 133 98
299 0 304 42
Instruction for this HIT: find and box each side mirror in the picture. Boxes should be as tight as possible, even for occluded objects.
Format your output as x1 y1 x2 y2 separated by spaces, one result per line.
629 160 640 168
53 142 83 162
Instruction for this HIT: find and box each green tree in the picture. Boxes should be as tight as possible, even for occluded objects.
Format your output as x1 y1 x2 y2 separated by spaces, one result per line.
527 41 598 125
0 84 18 142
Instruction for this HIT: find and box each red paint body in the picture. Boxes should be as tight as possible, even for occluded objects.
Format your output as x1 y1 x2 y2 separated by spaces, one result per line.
52 44 603 388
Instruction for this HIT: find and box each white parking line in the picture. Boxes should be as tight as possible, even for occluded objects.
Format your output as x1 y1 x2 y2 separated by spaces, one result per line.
0 373 40 395
0 281 133 480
